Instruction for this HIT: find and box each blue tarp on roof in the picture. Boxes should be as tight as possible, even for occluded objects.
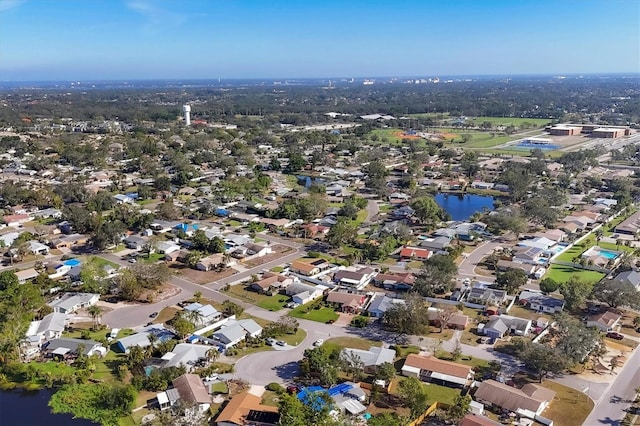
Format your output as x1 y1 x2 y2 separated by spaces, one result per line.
328 383 353 397
215 209 230 217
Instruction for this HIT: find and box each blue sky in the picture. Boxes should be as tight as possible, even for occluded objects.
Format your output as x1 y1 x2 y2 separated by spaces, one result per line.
0 0 638 80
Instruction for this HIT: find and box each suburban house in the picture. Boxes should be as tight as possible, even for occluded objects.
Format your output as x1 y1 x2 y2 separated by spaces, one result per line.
474 379 556 417
213 319 263 349
496 259 536 275
23 312 69 359
467 287 507 306
124 235 147 250
518 290 565 314
399 246 433 261
195 254 236 271
427 307 470 330
43 338 107 360
183 303 222 326
614 210 640 235
297 383 367 417
27 240 50 255
366 294 405 318
371 272 415 291
419 236 451 252
48 293 99 314
160 343 216 370
460 414 501 426
480 315 532 339
249 273 293 293
2 214 31 227
586 311 622 332
401 354 474 388
612 270 640 291
243 242 272 257
116 325 176 353
333 267 376 290
326 291 368 314
50 234 89 249
289 259 329 276
15 268 40 284
156 374 211 415
156 241 180 254
214 392 279 426
340 346 395 374
285 282 325 305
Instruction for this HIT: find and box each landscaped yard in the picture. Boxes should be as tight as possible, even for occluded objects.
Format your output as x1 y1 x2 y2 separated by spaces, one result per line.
544 264 605 284
142 253 165 263
507 305 552 322
278 328 307 346
222 285 290 311
388 377 460 406
323 336 382 352
289 305 339 323
541 380 594 426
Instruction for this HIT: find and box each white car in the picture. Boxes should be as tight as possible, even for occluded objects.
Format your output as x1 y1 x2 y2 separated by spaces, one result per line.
313 339 324 347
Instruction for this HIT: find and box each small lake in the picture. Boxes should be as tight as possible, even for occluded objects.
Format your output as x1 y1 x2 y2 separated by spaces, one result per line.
434 193 495 221
0 388 97 426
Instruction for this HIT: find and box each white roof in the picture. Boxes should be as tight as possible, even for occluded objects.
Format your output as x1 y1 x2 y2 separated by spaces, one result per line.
402 365 421 375
157 391 169 405
430 371 468 385
340 399 367 415
52 347 70 355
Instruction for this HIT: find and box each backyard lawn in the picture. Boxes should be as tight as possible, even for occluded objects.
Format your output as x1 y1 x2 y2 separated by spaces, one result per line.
540 380 594 426
389 377 460 406
222 286 290 311
544 264 605 284
289 305 339 323
323 337 382 352
142 253 165 263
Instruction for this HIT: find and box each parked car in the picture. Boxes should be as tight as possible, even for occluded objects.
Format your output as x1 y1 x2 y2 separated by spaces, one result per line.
606 332 624 340
313 339 324 347
266 338 277 346
149 312 158 318
276 340 286 346
326 319 335 324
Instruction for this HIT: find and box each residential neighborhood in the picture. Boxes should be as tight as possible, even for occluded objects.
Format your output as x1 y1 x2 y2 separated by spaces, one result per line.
0 69 640 426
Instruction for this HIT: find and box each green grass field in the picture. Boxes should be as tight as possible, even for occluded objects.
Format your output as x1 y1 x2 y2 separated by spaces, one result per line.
142 253 165 263
544 264 605 284
222 286 290 311
289 305 339 323
469 116 552 127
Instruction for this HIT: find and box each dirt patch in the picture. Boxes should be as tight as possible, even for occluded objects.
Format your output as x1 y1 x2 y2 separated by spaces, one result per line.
440 132 459 139
392 131 422 140
140 283 181 303
242 245 294 268
172 265 236 285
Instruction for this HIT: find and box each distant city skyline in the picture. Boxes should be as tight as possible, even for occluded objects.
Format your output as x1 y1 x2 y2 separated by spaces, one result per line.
0 0 639 81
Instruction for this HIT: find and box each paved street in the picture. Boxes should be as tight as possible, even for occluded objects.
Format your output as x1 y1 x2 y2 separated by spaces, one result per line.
583 345 640 425
458 240 502 280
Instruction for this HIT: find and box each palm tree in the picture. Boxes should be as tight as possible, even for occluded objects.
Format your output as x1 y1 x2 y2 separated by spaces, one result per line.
146 333 158 357
186 309 204 327
206 348 219 364
87 305 103 330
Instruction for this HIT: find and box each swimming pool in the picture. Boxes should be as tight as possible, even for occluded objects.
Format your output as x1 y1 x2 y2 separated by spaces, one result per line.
595 249 619 260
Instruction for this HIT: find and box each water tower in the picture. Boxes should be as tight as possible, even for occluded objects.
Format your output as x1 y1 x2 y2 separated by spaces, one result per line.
182 104 191 126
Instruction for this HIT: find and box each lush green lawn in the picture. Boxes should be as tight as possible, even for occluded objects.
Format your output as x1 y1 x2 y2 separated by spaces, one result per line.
598 241 634 253
389 377 460 405
289 305 339 323
210 381 228 394
555 243 590 262
323 337 382 353
544 264 605 284
279 328 307 346
142 253 165 263
257 295 290 311
435 350 490 370
93 350 126 381
80 255 119 268
469 116 552 127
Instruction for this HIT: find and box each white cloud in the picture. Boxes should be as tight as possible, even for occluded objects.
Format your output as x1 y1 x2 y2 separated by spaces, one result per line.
0 0 26 12
126 1 186 32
